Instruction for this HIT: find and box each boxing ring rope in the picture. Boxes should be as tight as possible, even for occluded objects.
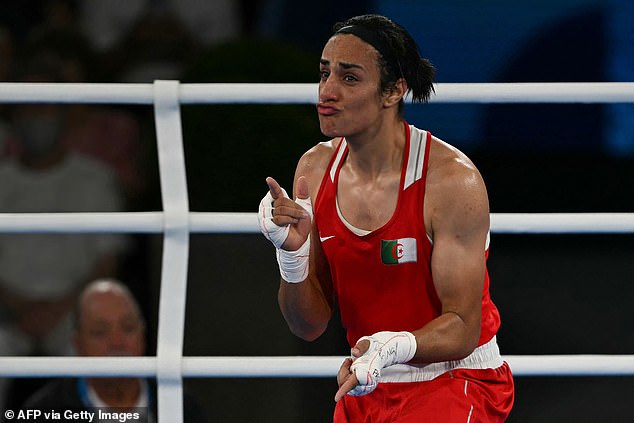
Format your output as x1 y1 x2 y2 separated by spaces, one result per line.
3 81 634 104
0 355 633 378
2 212 634 233
1 81 634 422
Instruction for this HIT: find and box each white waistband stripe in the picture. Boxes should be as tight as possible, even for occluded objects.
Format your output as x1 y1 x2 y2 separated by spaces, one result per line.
381 336 504 383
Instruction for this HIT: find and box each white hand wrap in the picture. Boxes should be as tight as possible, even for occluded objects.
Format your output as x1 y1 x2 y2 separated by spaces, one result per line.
258 188 290 249
258 188 313 283
276 195 313 283
276 235 310 283
348 331 417 397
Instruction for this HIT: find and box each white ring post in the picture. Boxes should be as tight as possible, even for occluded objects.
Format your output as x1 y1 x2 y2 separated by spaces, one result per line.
153 80 190 423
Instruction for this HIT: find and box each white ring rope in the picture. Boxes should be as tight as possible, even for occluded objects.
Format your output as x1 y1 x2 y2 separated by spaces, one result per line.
1 81 633 422
0 355 632 378
1 212 634 233
2 82 634 104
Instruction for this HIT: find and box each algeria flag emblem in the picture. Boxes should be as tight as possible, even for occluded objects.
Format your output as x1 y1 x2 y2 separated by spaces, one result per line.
381 238 417 265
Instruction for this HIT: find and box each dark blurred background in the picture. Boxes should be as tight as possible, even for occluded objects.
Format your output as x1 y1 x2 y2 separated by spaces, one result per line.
1 0 633 422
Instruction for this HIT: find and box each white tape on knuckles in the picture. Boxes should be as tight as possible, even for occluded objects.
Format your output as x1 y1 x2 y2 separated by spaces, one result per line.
258 189 290 249
348 331 417 396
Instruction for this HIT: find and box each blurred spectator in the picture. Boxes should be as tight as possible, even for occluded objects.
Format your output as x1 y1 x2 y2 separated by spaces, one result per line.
0 27 16 157
40 0 80 31
20 24 98 82
0 2 44 44
0 27 14 81
106 11 201 83
77 0 242 53
0 1 78 44
0 54 129 409
12 25 147 204
21 278 206 422
75 0 246 83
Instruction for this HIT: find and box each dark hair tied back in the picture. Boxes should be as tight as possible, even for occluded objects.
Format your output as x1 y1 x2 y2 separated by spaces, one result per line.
333 14 435 105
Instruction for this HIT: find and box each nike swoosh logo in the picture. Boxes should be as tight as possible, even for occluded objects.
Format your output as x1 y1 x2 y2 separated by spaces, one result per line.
319 235 335 242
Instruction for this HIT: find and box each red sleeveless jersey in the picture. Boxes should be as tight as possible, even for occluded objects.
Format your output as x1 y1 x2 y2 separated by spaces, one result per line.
314 123 501 347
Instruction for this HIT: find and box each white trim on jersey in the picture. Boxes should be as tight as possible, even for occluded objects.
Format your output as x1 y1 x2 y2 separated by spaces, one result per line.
404 125 428 190
330 139 348 183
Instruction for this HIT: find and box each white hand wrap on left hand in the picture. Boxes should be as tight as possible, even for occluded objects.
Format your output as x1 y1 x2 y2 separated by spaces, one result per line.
348 331 417 397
